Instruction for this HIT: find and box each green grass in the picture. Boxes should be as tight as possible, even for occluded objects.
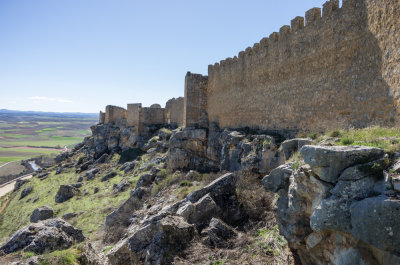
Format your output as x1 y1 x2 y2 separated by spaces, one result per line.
325 126 400 152
0 157 33 163
37 248 81 265
252 225 287 257
0 147 60 154
1 137 82 148
0 166 132 243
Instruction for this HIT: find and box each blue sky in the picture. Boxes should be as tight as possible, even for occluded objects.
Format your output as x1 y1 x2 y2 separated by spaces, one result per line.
0 0 334 113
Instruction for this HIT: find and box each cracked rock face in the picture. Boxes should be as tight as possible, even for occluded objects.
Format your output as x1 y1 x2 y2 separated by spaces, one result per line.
106 172 244 265
264 145 400 265
0 218 84 254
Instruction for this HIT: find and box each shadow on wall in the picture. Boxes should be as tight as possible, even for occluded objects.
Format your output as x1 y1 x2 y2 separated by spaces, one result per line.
206 0 399 132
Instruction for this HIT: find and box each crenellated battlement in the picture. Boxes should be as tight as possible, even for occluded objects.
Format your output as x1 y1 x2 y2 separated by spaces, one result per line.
99 0 400 135
208 0 346 77
206 0 400 132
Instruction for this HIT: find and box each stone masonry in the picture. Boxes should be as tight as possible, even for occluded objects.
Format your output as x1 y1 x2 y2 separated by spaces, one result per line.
205 0 400 132
100 0 400 135
166 97 184 127
104 105 127 126
183 72 208 128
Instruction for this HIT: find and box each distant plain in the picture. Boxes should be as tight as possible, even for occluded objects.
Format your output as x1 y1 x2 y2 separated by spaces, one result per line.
0 110 98 164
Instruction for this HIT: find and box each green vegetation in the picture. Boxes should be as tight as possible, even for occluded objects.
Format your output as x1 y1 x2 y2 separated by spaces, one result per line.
36 248 81 265
0 164 131 243
102 245 114 254
324 126 400 152
255 225 287 257
0 111 97 164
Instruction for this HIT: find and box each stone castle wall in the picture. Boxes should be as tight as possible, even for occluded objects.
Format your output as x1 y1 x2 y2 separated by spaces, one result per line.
104 105 127 126
184 72 208 128
126 103 142 132
140 106 166 126
99 111 105 124
205 0 400 132
166 97 184 127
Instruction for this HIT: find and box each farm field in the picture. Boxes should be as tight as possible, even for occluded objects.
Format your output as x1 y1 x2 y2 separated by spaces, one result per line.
0 109 98 163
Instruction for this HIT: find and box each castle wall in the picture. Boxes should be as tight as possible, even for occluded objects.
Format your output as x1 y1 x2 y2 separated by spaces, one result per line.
206 0 400 132
104 105 127 126
166 97 184 127
99 111 105 124
183 72 208 128
140 107 165 126
126 103 142 133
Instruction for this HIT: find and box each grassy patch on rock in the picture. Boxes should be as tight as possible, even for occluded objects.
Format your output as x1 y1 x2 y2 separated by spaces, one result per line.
0 163 132 243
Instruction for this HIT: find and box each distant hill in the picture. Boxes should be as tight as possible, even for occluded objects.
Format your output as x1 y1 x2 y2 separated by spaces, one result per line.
0 109 98 119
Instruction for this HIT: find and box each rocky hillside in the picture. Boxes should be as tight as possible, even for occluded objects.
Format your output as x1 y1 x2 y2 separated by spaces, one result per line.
0 124 399 264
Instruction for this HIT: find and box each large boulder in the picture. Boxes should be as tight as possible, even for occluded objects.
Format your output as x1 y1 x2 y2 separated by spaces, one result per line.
0 218 84 254
300 145 384 183
350 196 400 254
20 187 33 200
55 185 80 203
266 145 400 265
280 138 312 160
201 217 236 248
14 179 29 191
262 163 293 192
177 194 218 226
187 173 237 203
107 215 195 265
30 206 54 223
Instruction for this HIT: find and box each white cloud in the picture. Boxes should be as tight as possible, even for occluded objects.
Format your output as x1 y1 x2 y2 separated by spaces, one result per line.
30 96 73 103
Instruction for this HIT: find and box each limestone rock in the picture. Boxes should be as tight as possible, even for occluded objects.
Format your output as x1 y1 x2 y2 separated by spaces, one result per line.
0 218 84 254
55 185 80 203
85 168 99 180
281 138 312 160
201 217 236 248
187 173 236 203
108 215 195 265
177 194 218 226
20 187 33 200
135 173 156 189
94 153 109 164
300 145 384 183
120 161 136 174
30 206 54 223
14 179 29 191
262 163 293 192
350 196 400 254
113 178 129 193
62 212 78 220
101 171 117 182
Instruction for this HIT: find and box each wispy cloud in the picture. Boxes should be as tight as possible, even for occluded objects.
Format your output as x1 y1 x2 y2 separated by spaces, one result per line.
30 96 73 103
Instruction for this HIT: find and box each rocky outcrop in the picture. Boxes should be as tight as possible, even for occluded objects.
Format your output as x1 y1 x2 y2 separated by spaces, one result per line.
108 215 196 265
106 172 244 265
0 218 84 254
168 127 282 174
263 145 400 265
20 187 33 199
30 206 54 223
55 184 80 203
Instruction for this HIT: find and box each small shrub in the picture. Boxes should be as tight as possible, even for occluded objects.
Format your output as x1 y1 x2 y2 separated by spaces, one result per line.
39 248 81 265
262 139 272 147
307 132 319 140
180 180 193 187
153 171 181 194
329 130 342 137
235 171 274 221
102 245 114 254
150 136 159 142
340 136 355 145
23 251 36 259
